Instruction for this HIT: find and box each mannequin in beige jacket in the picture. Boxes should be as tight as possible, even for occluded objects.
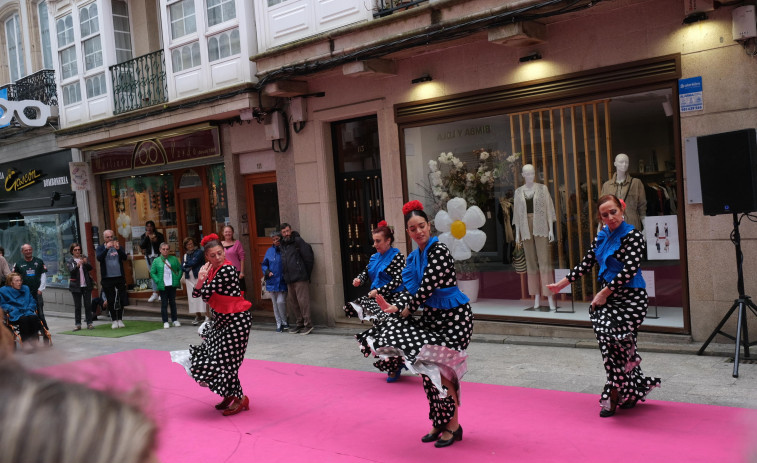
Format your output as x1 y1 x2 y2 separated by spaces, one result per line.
513 164 556 310
600 153 646 231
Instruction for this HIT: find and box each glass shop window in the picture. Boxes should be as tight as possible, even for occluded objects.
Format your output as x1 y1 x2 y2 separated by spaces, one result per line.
207 164 228 234
402 88 683 330
109 175 176 291
0 211 79 288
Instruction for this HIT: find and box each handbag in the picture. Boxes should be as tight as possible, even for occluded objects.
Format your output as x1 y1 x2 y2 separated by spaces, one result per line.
512 243 527 274
260 276 272 300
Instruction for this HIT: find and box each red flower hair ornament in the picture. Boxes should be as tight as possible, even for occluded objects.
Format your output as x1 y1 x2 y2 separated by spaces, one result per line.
619 198 627 210
200 233 220 247
402 200 424 216
377 220 388 228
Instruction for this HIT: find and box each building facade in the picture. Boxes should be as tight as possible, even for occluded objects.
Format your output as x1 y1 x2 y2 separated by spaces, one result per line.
0 0 78 311
250 0 757 341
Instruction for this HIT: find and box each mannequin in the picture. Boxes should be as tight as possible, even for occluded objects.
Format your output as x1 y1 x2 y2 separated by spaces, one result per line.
513 164 556 310
600 153 647 230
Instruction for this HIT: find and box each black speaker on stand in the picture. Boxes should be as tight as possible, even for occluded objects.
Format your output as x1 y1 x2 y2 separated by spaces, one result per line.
696 128 757 377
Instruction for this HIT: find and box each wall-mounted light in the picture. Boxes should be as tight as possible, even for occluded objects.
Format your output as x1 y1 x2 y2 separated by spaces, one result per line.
683 12 708 24
519 52 542 63
411 74 432 84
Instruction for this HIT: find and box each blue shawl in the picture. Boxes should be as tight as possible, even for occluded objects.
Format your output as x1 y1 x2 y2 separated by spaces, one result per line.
402 236 470 309
0 285 38 322
366 247 401 291
595 222 645 289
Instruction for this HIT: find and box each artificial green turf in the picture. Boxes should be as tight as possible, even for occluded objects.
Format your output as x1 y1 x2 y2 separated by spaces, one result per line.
58 320 165 338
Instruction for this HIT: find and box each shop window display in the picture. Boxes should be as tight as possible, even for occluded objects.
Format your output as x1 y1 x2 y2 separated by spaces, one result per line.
0 211 79 288
208 164 229 232
109 175 176 291
403 88 684 330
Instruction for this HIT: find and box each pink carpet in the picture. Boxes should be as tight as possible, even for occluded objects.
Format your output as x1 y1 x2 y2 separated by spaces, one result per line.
43 350 755 463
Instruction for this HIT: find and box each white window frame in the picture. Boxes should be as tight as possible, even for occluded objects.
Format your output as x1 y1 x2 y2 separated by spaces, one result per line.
207 27 240 62
85 72 107 98
61 81 82 104
79 2 103 73
168 0 198 42
111 0 134 64
170 41 201 72
5 13 25 82
38 2 54 69
206 0 236 28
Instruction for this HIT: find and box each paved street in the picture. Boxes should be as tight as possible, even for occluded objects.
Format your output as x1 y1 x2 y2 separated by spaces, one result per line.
17 311 757 410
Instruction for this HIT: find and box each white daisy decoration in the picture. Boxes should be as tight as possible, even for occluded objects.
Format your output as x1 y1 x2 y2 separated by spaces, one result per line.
434 197 486 261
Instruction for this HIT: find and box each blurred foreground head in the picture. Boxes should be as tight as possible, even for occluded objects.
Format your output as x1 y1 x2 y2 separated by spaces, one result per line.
0 360 158 463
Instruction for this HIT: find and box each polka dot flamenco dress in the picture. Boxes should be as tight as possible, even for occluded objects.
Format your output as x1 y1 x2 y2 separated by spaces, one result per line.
343 249 405 321
566 224 660 411
355 238 473 429
189 264 252 399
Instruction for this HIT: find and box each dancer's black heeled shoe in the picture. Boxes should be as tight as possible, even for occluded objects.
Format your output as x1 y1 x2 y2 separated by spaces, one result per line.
421 428 442 443
434 425 463 448
599 388 619 418
620 397 639 409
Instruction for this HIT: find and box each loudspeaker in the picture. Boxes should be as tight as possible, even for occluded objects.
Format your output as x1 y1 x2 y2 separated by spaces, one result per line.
697 128 757 216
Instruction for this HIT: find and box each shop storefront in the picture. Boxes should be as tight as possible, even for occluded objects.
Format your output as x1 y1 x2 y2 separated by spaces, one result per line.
86 123 228 299
0 150 79 288
397 56 688 333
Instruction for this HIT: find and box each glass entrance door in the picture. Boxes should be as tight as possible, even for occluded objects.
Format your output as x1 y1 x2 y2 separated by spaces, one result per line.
332 115 384 303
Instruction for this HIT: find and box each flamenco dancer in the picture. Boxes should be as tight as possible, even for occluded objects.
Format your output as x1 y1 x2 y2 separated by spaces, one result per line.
344 220 406 382
356 201 473 448
185 233 252 416
548 195 660 417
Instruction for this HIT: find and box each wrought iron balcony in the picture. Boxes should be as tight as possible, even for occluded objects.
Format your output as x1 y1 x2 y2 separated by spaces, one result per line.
1 70 57 123
375 0 427 18
110 49 168 115
14 69 58 106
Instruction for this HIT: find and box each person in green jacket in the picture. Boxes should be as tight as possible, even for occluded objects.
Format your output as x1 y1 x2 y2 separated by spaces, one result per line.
150 242 182 329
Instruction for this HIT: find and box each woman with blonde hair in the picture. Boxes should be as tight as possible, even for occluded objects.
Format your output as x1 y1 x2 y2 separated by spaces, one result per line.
0 360 158 463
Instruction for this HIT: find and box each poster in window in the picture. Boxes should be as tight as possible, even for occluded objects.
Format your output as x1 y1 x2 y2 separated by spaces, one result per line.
643 215 679 260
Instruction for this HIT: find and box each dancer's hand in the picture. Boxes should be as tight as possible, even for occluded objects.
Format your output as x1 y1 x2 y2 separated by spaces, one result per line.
197 262 211 282
376 294 399 314
368 289 378 298
352 278 361 287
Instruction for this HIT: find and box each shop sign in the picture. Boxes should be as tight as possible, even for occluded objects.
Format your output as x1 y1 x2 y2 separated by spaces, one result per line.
679 76 703 113
0 151 73 213
88 126 221 174
0 98 55 128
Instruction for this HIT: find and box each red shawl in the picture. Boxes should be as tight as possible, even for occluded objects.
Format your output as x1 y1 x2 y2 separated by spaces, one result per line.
204 261 251 314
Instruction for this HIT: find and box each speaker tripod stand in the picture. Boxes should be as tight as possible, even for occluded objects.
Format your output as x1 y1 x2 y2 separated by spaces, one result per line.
698 212 757 378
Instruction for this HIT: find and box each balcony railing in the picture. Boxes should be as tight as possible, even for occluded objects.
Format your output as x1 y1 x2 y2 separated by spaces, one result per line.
15 69 58 106
1 69 58 123
110 49 168 115
375 0 428 18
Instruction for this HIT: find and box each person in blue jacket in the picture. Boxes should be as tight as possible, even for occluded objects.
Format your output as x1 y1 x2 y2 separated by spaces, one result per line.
261 231 288 332
0 273 43 350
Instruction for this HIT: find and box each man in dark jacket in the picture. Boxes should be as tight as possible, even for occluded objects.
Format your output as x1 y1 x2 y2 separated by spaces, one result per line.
14 244 48 330
279 223 314 335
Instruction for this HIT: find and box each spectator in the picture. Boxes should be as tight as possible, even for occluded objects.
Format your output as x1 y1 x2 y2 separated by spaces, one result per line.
150 242 182 329
220 225 246 292
65 243 95 331
261 231 288 332
0 273 44 352
181 237 206 325
0 360 158 463
279 223 314 335
0 251 10 287
139 221 165 303
13 244 48 331
96 230 128 329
